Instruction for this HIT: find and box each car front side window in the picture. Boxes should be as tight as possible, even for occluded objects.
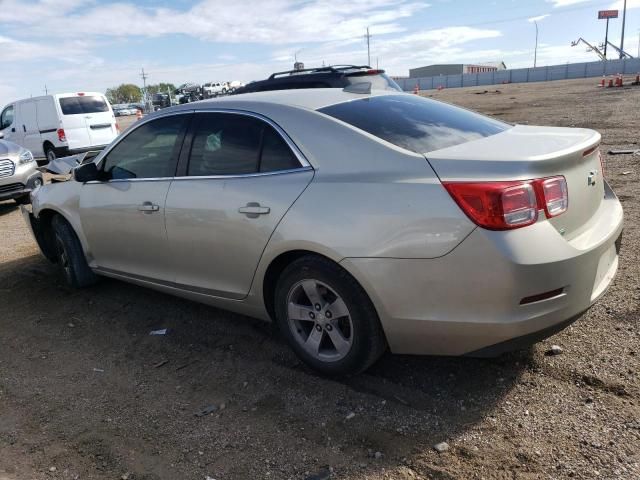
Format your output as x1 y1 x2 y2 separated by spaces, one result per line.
0 105 14 129
101 115 188 180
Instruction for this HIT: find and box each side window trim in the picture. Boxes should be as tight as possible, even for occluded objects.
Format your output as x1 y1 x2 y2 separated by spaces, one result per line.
175 109 311 179
95 111 193 182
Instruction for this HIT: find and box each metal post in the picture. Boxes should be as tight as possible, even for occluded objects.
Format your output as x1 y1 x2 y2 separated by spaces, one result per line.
365 27 371 66
604 18 609 58
534 20 538 68
620 0 627 58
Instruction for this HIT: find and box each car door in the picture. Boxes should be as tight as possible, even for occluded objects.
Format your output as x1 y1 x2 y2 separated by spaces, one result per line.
18 100 42 156
164 111 314 299
0 104 18 144
79 113 191 282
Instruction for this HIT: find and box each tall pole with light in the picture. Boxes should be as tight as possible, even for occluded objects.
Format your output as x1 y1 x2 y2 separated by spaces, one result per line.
619 0 627 58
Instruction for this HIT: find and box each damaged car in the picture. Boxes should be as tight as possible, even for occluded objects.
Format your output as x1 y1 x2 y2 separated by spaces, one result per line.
0 137 42 204
21 88 623 375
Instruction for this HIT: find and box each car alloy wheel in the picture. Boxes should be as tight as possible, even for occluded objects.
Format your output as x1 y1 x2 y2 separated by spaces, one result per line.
46 148 56 163
286 279 354 362
55 234 72 282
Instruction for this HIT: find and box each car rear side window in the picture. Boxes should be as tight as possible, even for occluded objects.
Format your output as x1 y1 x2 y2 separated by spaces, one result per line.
318 95 510 153
188 113 263 176
59 96 109 115
259 126 300 172
102 115 188 179
187 113 301 176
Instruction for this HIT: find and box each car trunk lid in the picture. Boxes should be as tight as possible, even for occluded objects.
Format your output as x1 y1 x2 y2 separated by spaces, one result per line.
426 125 604 240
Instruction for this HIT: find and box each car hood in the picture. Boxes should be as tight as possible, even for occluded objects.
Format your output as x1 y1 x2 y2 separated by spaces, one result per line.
0 139 23 157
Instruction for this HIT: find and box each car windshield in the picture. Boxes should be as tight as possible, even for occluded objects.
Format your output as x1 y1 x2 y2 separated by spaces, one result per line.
318 94 510 153
59 96 109 115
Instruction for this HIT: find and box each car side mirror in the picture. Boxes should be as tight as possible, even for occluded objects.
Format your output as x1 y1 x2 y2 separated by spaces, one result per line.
0 131 4 139
73 162 100 183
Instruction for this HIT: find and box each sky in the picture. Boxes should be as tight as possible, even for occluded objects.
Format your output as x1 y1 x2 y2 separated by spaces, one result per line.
0 0 639 107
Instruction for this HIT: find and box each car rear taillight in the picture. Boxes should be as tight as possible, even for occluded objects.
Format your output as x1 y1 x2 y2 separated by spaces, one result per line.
57 128 66 142
443 176 568 230
539 177 568 217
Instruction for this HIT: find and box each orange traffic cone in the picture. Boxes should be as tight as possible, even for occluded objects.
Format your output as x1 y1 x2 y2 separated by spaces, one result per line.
413 84 419 94
437 85 443 91
634 74 640 85
607 78 614 88
599 77 605 87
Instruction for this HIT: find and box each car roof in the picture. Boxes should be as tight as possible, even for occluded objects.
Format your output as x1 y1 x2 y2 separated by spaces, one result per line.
168 88 402 113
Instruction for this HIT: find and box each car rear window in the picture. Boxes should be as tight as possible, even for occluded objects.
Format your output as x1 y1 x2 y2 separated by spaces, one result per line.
59 96 109 115
318 94 510 153
345 72 402 91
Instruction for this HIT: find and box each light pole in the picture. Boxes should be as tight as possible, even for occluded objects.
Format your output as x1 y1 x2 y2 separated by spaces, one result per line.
620 0 627 58
534 20 539 68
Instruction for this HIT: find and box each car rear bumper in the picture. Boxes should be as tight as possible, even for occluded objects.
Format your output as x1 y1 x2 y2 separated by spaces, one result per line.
341 184 623 356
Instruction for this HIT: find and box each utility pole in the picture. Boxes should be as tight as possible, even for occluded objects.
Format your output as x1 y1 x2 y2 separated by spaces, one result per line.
620 0 627 58
534 20 539 67
365 27 371 66
604 17 610 58
140 68 149 112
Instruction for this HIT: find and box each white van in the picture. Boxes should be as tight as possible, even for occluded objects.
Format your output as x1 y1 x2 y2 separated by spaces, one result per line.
0 92 118 163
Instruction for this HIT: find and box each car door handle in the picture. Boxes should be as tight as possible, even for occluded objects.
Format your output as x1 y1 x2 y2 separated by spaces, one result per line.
138 202 160 213
238 202 270 217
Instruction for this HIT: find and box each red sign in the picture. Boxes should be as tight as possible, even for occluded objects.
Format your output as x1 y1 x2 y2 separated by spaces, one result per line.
598 10 618 19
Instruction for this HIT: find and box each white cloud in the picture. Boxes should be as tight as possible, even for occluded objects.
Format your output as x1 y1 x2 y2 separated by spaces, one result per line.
546 0 590 7
1 0 428 44
609 0 640 8
528 14 551 23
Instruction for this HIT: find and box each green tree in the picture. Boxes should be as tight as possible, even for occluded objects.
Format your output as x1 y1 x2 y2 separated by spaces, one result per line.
146 83 177 95
105 84 142 104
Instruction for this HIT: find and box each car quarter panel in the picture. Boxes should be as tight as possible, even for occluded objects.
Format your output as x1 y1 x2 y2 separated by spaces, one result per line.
247 102 476 259
340 185 623 355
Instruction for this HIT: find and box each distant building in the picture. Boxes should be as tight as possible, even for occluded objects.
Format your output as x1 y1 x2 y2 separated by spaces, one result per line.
409 62 507 78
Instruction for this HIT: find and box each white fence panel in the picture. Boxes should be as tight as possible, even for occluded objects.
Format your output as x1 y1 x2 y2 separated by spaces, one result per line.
405 58 640 91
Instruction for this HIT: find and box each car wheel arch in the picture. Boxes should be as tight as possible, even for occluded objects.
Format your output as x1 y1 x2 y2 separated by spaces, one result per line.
261 249 382 325
36 208 90 263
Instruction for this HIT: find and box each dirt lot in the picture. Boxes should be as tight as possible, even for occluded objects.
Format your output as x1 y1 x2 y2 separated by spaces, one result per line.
1 78 639 480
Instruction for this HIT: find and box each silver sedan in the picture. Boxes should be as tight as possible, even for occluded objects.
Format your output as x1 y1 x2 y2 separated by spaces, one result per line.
22 89 623 375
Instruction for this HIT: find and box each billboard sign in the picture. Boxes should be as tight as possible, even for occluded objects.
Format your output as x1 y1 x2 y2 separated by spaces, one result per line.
598 10 618 19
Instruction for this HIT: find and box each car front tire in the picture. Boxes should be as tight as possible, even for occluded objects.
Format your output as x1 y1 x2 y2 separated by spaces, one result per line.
274 255 387 376
51 215 97 288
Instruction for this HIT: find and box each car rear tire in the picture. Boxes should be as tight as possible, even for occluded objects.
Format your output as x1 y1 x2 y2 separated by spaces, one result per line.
51 215 97 288
45 145 56 163
274 255 387 376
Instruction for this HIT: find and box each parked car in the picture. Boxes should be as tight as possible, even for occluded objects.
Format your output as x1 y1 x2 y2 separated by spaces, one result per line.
0 138 43 204
113 105 138 116
203 82 225 97
175 83 202 103
152 93 171 110
22 89 623 375
232 65 401 95
0 92 118 164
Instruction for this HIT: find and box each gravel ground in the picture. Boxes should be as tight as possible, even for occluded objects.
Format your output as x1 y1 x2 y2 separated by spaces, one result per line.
0 77 639 480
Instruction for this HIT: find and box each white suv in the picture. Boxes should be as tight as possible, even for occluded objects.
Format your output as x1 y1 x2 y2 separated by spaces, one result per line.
0 92 118 164
203 82 225 97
